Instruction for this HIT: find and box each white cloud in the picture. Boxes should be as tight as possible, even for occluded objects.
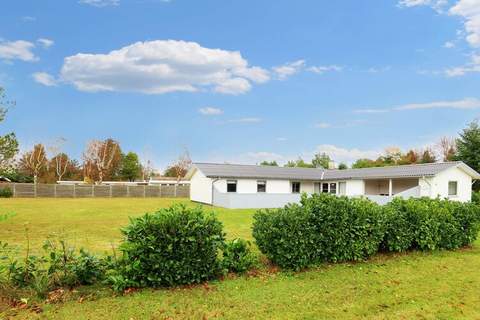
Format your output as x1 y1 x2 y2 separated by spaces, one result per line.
79 0 120 7
22 16 36 22
450 0 480 48
398 0 448 12
312 144 381 164
32 72 58 86
272 60 305 80
367 66 392 73
227 117 262 123
356 97 480 113
307 65 343 74
315 122 332 129
444 41 456 48
58 40 269 95
199 107 223 115
37 38 54 49
445 53 480 76
0 40 38 62
276 137 287 142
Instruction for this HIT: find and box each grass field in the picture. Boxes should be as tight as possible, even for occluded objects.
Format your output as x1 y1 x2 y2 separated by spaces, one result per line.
1 198 480 319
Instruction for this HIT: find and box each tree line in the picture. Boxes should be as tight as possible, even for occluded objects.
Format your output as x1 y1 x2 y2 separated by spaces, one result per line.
0 87 191 184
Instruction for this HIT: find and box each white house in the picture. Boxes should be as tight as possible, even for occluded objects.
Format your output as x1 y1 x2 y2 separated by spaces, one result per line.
186 162 480 209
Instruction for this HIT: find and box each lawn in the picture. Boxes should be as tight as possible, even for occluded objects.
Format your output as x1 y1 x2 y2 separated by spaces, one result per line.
1 198 480 319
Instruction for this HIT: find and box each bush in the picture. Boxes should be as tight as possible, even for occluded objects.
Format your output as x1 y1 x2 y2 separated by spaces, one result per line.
382 198 480 252
115 204 225 289
221 238 257 274
472 191 480 205
253 194 385 270
0 187 13 198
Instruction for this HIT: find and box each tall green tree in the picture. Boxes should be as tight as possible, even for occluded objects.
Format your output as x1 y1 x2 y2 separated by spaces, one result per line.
456 120 480 175
120 152 142 181
0 87 19 170
284 158 315 168
311 152 331 169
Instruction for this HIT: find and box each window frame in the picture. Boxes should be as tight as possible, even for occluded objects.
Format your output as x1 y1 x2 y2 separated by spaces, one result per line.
329 182 337 195
448 181 458 197
257 180 267 193
291 182 301 194
226 180 237 193
322 183 329 193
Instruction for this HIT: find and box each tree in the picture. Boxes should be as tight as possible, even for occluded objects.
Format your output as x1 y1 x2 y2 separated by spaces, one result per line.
312 152 331 169
352 158 378 169
420 148 436 163
19 144 48 184
83 139 122 184
284 158 315 168
456 120 480 175
338 163 348 170
164 150 192 180
120 152 142 181
399 150 420 165
437 136 457 162
0 87 19 170
259 160 279 166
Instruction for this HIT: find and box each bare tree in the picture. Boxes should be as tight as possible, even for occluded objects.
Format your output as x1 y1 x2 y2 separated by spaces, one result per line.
437 136 457 162
20 144 47 184
140 147 154 182
47 137 70 181
83 139 121 184
173 149 192 182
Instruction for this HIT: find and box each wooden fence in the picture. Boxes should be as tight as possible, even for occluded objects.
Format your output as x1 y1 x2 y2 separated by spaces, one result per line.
0 183 190 198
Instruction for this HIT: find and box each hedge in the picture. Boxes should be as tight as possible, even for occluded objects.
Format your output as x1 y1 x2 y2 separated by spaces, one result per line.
253 194 480 270
253 194 385 270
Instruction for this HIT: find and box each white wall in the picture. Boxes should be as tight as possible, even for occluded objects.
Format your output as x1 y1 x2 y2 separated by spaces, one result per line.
429 167 472 202
214 179 311 194
190 170 213 205
345 180 365 196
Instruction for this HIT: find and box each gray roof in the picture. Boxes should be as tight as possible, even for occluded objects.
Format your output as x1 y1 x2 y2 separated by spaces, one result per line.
192 161 480 181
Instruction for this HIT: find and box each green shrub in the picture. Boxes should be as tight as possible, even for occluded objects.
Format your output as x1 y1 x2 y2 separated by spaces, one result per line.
116 204 225 289
221 238 257 274
253 194 385 270
472 191 480 205
0 187 13 198
382 198 480 252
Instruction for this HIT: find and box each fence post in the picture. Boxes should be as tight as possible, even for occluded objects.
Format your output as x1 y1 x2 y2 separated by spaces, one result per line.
143 185 146 198
34 182 37 198
54 184 57 198
174 183 177 198
13 183 16 198
159 184 162 198
127 185 130 197
109 185 112 198
73 184 76 198
92 184 94 197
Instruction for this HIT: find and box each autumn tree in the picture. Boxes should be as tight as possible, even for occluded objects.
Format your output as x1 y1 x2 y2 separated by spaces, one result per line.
164 150 192 181
420 148 436 163
19 144 48 184
83 139 122 184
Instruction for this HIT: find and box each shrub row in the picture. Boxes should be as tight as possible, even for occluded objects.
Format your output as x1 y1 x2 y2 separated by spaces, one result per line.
253 194 480 270
0 187 13 198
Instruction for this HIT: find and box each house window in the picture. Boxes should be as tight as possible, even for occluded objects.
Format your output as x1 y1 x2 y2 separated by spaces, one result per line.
257 180 267 193
322 183 329 193
291 182 301 193
330 183 337 194
448 181 458 196
227 180 237 193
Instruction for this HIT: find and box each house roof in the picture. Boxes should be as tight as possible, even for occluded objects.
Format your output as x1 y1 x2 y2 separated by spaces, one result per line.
191 161 480 181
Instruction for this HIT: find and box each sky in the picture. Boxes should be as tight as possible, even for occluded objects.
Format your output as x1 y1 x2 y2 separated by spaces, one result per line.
1 0 480 170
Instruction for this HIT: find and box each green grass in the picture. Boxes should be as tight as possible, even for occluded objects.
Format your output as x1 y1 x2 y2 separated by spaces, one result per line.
2 198 480 319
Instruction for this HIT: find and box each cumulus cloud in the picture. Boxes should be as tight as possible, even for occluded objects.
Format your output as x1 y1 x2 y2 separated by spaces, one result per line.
37 38 54 49
355 97 480 113
398 0 448 12
449 0 480 48
58 40 270 95
272 60 305 80
199 107 223 115
32 72 58 86
444 41 456 48
79 0 119 7
0 40 38 62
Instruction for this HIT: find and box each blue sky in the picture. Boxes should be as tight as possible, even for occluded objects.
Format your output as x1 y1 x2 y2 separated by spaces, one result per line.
1 0 480 170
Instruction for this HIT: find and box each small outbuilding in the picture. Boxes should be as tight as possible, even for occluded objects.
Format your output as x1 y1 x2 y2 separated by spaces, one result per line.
186 161 480 209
